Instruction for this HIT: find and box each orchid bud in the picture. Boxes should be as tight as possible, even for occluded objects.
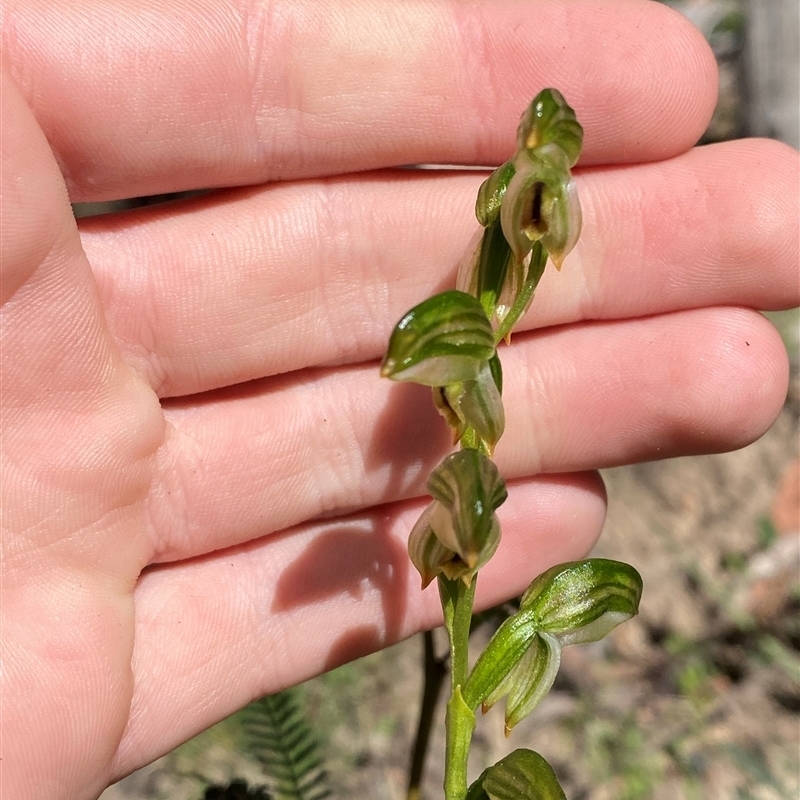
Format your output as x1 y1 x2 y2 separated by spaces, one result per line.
517 88 583 168
381 290 495 386
405 451 507 588
427 450 506 571
407 501 501 589
500 145 582 269
407 450 507 587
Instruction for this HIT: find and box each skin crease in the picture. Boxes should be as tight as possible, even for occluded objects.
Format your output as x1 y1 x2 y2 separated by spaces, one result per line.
0 1 798 798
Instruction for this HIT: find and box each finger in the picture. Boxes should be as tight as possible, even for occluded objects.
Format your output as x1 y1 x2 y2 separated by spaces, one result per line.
4 0 716 201
114 471 606 776
80 139 800 398
146 306 788 564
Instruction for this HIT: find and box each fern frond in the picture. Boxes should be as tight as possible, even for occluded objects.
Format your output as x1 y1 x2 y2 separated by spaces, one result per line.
241 689 332 800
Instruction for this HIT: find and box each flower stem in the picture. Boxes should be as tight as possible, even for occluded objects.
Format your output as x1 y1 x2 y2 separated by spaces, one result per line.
439 575 478 800
444 687 476 800
493 241 547 345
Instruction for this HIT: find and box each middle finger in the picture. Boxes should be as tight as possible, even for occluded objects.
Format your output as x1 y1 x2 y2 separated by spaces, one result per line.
81 138 799 397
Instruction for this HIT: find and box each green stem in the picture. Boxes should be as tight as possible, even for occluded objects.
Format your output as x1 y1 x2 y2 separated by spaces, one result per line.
493 241 547 345
439 575 478 800
445 688 476 800
406 631 448 800
439 575 476 687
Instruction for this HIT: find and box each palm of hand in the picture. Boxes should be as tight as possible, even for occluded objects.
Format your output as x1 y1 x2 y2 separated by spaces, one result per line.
2 72 164 798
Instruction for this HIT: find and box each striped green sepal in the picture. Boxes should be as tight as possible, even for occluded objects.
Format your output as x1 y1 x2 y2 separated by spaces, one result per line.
380 290 495 386
486 632 561 733
407 502 456 589
520 559 643 645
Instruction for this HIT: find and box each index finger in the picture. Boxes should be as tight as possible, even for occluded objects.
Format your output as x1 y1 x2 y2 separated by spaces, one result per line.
3 0 718 201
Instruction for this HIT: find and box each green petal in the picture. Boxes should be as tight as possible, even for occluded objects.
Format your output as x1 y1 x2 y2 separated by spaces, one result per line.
462 608 539 711
501 632 561 732
381 290 495 386
432 385 468 443
465 619 562 731
539 174 581 271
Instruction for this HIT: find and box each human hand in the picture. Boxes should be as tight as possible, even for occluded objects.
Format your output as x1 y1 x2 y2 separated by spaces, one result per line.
1 1 797 798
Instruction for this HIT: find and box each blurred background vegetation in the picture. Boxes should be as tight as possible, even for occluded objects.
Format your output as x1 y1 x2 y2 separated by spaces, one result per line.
99 1 799 798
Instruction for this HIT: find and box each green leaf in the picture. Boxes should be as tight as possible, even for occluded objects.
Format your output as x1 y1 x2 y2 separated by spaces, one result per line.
517 88 583 167
427 449 507 570
381 290 495 386
520 559 643 645
466 749 567 800
476 160 517 226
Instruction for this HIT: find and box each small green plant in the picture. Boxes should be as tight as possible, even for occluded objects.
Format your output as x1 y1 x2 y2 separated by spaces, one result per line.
198 688 332 800
239 690 332 800
381 89 643 799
